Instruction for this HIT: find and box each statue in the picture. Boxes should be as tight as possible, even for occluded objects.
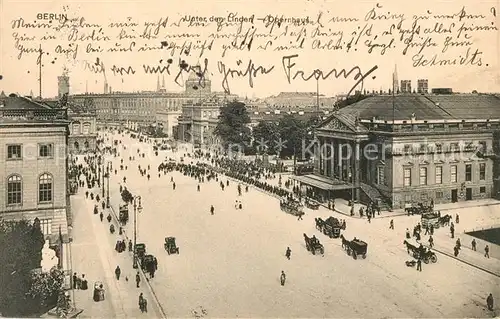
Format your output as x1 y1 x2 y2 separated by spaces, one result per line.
40 239 58 272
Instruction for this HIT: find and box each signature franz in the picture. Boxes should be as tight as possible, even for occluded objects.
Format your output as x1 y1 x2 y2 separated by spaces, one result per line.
216 55 377 97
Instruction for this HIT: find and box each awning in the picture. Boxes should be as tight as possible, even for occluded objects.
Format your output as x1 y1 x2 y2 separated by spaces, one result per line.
290 174 354 191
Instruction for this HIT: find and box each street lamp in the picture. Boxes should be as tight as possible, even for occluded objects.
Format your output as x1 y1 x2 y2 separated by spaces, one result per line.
132 196 142 269
106 162 111 208
102 160 105 198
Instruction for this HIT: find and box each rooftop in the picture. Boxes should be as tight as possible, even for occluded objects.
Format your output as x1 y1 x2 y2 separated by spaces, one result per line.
0 95 68 124
338 94 500 121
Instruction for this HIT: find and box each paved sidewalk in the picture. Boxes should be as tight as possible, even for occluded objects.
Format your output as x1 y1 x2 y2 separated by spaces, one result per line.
72 178 161 317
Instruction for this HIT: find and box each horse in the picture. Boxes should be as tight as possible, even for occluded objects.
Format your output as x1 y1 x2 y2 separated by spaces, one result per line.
403 240 417 254
340 234 350 250
315 218 324 231
439 214 452 226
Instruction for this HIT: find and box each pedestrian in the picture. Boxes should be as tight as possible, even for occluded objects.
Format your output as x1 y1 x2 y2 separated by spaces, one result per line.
107 214 112 223
280 271 286 286
430 224 434 235
99 211 103 222
455 213 459 224
389 219 394 229
485 245 490 258
73 272 80 289
428 235 434 248
424 225 430 235
285 247 291 260
138 293 144 312
197 184 200 192
297 212 303 221
471 239 477 251
416 258 422 271
210 205 214 215
115 266 121 280
350 206 354 216
454 245 460 257
173 182 176 190
367 213 371 223
450 225 455 238
405 228 411 239
85 191 89 199
136 271 141 288
456 238 461 250
102 201 106 210
94 205 98 215
487 293 494 311
142 297 148 313
129 240 133 252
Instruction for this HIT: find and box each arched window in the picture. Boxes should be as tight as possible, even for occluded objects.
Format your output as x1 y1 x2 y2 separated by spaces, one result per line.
7 175 22 205
72 122 81 135
82 122 91 134
39 173 53 203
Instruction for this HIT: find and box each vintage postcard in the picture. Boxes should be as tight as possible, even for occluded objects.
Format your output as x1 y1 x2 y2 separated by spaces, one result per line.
0 0 499 317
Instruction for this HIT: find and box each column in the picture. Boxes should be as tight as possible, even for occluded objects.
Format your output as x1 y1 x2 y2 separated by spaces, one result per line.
354 141 360 201
330 140 335 178
314 138 320 174
322 138 328 176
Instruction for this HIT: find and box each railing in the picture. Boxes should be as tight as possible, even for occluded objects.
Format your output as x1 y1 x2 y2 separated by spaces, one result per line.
387 146 495 156
0 108 68 120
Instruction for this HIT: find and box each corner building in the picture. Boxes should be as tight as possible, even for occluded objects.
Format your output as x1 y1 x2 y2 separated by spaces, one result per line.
308 94 500 209
0 94 70 243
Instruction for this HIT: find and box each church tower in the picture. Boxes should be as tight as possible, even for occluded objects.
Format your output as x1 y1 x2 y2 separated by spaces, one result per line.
392 64 399 94
57 66 70 98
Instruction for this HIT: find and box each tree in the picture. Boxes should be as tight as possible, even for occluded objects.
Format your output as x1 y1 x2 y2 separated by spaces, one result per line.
214 101 251 151
252 120 280 155
277 115 309 158
0 219 47 316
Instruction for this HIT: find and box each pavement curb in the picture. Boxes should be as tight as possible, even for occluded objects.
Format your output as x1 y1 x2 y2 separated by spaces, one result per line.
425 244 500 278
108 204 168 319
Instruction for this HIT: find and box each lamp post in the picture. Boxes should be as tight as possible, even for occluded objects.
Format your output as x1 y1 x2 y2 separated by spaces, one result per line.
106 162 111 208
102 160 105 198
132 195 142 269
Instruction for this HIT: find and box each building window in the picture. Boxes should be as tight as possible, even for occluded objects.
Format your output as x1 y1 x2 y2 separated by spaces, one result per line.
405 194 412 202
478 141 487 152
7 144 22 159
7 175 22 205
480 186 486 194
419 144 427 153
40 219 52 236
465 164 472 182
403 144 411 154
419 167 427 185
435 143 442 153
403 168 411 186
82 123 91 134
72 123 81 135
39 144 53 158
435 166 443 184
450 142 459 151
436 191 443 199
39 173 53 203
420 193 428 201
479 163 486 180
377 167 385 185
451 165 457 183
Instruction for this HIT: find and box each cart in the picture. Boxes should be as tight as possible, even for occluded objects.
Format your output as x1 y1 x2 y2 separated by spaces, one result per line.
280 198 304 217
348 239 367 259
305 198 320 210
135 243 146 263
164 237 180 254
421 212 440 229
322 216 341 238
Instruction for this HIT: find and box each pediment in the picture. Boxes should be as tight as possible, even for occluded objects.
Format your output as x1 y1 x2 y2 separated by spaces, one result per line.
318 116 354 132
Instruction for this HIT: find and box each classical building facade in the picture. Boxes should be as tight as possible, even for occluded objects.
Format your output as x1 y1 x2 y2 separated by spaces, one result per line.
0 94 71 243
298 94 500 209
177 99 222 146
67 103 98 153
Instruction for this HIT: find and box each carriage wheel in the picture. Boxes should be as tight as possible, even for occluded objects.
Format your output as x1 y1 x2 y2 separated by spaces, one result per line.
312 248 316 255
176 248 180 254
347 248 351 256
353 252 357 260
167 249 171 255
431 255 437 263
423 257 429 264
320 248 324 255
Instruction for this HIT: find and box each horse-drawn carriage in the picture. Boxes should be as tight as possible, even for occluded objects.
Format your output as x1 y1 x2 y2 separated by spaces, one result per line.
340 235 368 259
305 198 320 210
280 198 305 217
421 212 440 229
315 216 342 238
405 202 433 215
141 254 158 272
164 237 180 254
403 240 438 264
119 203 129 225
303 233 324 255
135 243 146 264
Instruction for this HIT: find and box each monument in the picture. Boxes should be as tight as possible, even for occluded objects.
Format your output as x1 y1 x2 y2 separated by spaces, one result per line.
40 239 58 272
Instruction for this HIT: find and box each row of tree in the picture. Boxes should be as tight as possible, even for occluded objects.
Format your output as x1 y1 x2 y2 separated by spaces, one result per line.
0 219 64 317
214 101 321 158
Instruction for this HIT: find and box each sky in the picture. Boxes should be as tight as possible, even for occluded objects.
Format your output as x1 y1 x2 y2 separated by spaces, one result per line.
0 0 499 98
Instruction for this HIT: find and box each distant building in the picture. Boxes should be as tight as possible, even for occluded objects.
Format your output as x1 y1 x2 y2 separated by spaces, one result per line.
156 109 182 137
0 93 71 244
57 68 70 99
400 80 411 93
432 88 453 94
417 79 429 94
264 92 338 109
